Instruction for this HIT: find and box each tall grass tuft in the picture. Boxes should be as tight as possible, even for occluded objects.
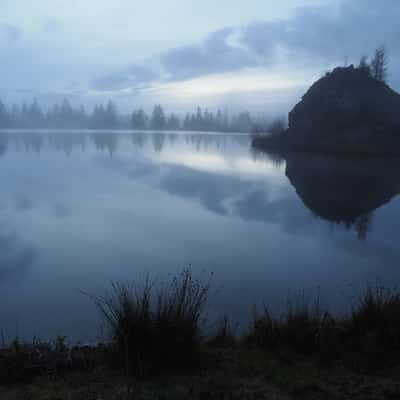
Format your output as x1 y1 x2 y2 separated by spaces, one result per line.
281 293 328 354
246 305 280 349
246 294 335 358
246 282 400 369
208 316 237 348
91 269 210 376
350 280 400 361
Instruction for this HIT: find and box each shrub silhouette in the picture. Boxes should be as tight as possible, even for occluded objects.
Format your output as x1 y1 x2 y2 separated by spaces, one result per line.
208 316 237 348
246 295 330 355
348 280 400 369
92 269 210 376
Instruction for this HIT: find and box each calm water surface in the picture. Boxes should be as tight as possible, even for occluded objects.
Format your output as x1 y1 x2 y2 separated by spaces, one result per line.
0 130 399 342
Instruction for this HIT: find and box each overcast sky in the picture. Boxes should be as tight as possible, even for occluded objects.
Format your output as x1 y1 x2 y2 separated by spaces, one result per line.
1 0 400 114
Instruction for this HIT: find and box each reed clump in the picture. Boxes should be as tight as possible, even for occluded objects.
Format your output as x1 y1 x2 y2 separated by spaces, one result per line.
92 269 210 376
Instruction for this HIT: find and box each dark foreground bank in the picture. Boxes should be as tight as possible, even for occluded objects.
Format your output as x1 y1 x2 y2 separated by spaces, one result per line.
1 271 400 399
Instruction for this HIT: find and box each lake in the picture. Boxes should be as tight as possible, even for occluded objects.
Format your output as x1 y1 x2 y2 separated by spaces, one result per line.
0 130 399 343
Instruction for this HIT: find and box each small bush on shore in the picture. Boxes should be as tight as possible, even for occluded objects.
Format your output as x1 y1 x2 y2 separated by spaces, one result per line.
280 294 325 354
348 280 400 369
246 305 279 349
267 118 286 135
251 118 286 137
351 280 400 348
246 282 400 370
91 269 210 376
246 295 332 355
208 316 237 348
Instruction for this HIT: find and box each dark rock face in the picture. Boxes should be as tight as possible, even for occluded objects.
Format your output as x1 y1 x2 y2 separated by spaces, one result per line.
286 65 400 153
253 65 400 155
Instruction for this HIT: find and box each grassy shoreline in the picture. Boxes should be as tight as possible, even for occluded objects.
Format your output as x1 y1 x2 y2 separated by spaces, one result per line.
2 272 400 399
252 132 400 157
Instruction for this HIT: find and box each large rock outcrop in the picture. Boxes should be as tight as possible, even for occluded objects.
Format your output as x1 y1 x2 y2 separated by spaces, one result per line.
254 65 400 154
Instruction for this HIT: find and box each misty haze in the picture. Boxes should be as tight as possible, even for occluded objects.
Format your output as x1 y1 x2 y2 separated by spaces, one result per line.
1 1 400 398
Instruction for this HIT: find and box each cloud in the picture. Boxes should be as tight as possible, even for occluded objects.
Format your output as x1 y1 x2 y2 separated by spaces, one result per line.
42 18 62 34
53 203 70 218
93 0 400 91
92 64 160 91
91 28 258 91
15 195 33 212
1 24 22 42
242 0 400 66
160 28 258 81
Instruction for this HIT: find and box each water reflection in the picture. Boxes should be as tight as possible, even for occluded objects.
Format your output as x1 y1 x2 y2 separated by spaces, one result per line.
252 148 400 240
0 232 37 285
2 131 397 241
49 132 87 155
92 132 118 155
20 132 44 154
0 130 399 341
0 131 250 157
0 131 398 241
135 163 307 232
285 154 400 239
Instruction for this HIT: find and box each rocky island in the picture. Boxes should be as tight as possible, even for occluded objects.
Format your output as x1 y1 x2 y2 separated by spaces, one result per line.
254 63 400 155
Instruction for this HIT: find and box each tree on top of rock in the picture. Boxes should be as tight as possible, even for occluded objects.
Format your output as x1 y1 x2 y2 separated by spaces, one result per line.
370 46 388 83
358 55 370 75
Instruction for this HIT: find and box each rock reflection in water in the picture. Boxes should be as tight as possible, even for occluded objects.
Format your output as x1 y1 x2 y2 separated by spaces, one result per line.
284 154 400 239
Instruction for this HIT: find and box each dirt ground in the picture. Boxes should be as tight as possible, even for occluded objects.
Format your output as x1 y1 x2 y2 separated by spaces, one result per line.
1 349 400 400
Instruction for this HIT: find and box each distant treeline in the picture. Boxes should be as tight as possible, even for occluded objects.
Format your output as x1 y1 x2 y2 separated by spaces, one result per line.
0 99 266 133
